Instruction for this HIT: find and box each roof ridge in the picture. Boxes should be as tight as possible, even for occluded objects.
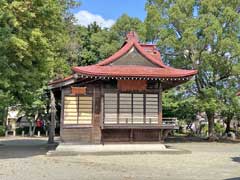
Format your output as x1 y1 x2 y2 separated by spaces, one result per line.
96 32 166 67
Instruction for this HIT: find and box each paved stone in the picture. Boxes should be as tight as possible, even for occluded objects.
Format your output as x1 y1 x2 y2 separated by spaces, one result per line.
48 143 185 155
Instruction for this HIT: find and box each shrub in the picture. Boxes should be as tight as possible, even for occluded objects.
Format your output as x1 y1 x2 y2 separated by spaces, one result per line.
16 128 23 135
201 124 208 136
201 123 225 136
0 126 5 136
16 127 30 135
214 122 225 136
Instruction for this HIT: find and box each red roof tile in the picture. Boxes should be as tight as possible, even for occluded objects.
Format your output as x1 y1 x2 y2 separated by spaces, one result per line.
72 65 197 78
140 44 162 63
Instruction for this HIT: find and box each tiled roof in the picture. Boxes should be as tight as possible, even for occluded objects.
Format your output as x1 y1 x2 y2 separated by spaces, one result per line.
74 32 197 79
72 65 197 79
140 44 162 61
49 32 198 86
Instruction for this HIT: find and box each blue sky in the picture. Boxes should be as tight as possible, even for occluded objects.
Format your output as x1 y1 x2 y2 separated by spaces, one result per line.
73 0 147 28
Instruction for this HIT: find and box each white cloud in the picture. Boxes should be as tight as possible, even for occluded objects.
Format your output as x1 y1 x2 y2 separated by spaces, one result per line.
74 10 115 28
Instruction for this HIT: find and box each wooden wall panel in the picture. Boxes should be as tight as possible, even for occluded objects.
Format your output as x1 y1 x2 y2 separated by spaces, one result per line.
61 128 92 143
102 129 160 142
60 85 100 144
117 80 147 91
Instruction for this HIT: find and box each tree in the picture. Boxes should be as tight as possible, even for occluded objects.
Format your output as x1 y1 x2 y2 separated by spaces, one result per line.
163 82 198 129
63 14 147 68
220 83 240 134
63 23 121 67
144 2 161 43
145 0 240 139
111 14 145 41
0 0 79 133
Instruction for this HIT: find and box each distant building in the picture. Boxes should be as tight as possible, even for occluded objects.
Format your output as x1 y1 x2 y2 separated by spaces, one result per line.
5 106 30 136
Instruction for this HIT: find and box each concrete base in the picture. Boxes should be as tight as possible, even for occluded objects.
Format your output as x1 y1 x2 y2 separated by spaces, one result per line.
47 143 190 156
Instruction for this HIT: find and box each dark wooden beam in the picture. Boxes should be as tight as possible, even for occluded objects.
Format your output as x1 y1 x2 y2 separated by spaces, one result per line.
158 83 163 125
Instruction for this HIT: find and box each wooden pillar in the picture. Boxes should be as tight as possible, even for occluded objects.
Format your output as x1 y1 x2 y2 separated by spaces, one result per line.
130 129 133 142
158 129 163 141
158 83 163 125
100 92 104 145
162 129 171 141
48 90 56 144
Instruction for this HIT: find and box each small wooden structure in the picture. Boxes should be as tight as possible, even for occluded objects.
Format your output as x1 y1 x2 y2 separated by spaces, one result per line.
48 32 197 143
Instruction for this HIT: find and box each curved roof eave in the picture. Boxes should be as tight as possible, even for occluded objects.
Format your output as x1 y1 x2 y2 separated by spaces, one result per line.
72 65 198 79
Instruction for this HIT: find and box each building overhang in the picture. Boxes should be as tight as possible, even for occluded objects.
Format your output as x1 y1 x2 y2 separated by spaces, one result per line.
72 65 197 81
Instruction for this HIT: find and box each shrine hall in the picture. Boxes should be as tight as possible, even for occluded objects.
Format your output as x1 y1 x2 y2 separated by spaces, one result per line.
48 32 198 143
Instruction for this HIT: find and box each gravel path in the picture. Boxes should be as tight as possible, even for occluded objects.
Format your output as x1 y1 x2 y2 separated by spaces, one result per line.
0 137 239 180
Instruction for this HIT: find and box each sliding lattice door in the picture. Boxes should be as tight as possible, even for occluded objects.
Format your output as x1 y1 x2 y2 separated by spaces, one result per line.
103 93 160 125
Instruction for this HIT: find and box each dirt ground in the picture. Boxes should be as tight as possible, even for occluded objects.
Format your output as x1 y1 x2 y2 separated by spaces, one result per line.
0 137 240 180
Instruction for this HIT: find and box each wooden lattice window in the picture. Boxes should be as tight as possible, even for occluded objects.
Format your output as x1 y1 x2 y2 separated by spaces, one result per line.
119 93 132 124
64 96 92 125
145 94 158 124
104 93 118 124
104 93 159 125
132 94 144 124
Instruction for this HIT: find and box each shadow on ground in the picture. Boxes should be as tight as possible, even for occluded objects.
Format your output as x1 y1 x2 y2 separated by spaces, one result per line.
232 157 240 163
0 139 58 159
165 136 240 144
224 178 240 180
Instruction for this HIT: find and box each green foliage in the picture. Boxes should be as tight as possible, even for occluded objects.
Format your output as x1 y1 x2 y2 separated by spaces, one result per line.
146 0 240 136
220 86 240 120
111 14 144 40
64 23 121 66
214 122 225 135
202 122 225 136
16 127 30 135
0 126 5 136
0 0 79 116
163 81 198 123
144 2 162 43
197 87 220 113
64 14 144 67
201 124 208 136
0 1 145 124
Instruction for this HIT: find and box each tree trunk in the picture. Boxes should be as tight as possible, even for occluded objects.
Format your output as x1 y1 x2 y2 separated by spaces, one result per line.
225 119 231 134
224 114 234 134
48 90 56 144
206 111 215 140
29 120 33 136
32 125 36 136
3 107 8 127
